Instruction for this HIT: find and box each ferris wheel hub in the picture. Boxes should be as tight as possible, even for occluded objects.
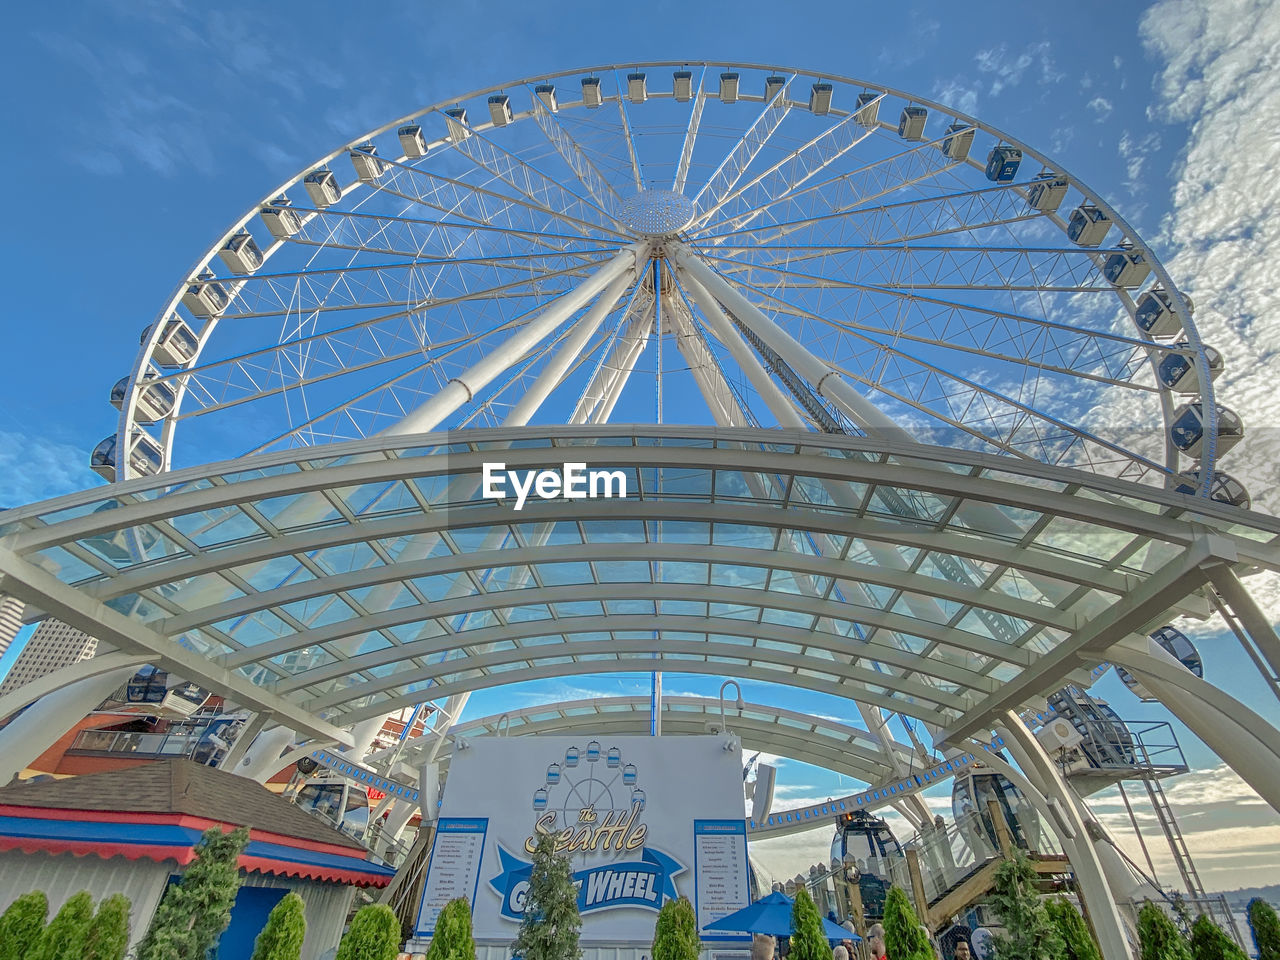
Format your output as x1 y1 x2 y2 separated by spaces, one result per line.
620 189 696 237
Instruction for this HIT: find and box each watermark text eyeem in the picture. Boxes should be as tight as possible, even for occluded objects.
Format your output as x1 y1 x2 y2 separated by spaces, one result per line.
481 462 628 511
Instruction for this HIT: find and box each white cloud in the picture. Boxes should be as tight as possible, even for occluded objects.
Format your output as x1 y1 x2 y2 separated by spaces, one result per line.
1087 96 1114 122
974 41 1064 97
0 430 102 509
933 79 980 116
1118 130 1163 196
1140 0 1280 619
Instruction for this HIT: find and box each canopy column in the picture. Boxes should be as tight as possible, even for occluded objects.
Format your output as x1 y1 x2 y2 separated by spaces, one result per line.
1108 634 1280 813
991 714 1135 960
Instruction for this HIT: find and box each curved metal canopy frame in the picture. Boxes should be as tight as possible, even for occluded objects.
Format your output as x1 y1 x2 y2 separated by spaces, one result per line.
3 427 1276 748
393 695 911 782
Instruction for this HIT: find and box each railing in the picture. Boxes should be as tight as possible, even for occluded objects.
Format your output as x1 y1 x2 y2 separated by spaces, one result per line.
790 806 1069 929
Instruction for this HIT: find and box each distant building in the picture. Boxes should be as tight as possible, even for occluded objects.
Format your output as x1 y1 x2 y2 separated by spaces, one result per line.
0 596 22 661
0 619 97 696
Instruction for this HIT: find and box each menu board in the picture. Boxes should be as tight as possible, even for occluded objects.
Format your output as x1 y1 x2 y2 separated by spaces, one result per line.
693 819 750 941
416 818 489 936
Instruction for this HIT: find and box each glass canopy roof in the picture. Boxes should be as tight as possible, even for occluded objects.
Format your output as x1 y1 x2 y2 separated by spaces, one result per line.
2 426 1276 740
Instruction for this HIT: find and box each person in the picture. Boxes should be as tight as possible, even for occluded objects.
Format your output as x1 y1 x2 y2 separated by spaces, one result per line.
953 942 972 960
752 933 776 960
867 936 886 960
834 947 849 960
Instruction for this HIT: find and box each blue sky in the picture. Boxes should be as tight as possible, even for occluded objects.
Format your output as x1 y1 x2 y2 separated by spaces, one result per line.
2 0 1280 889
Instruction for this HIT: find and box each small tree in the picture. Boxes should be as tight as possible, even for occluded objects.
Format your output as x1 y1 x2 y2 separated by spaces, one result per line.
1189 914 1246 960
426 897 476 960
84 893 132 960
251 892 308 960
511 832 581 960
137 825 250 960
988 852 1064 960
651 896 700 960
31 890 95 960
789 887 831 960
1248 899 1280 960
0 890 49 960
335 903 401 960
883 886 933 960
1044 899 1100 960
1138 902 1192 960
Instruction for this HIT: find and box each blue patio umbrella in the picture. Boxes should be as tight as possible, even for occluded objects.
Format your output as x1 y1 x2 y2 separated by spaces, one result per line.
703 891 861 941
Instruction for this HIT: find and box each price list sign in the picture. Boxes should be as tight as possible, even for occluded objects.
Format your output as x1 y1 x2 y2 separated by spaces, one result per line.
693 819 750 941
416 818 489 937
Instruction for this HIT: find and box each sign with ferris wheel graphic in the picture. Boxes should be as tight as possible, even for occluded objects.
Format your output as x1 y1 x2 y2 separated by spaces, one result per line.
417 735 750 945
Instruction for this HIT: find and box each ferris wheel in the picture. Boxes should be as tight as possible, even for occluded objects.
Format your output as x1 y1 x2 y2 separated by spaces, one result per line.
96 61 1247 507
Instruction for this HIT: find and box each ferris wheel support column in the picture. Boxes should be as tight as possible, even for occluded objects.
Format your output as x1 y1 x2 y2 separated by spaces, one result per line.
990 717 1136 960
387 243 645 438
504 270 638 427
670 244 913 442
678 272 808 429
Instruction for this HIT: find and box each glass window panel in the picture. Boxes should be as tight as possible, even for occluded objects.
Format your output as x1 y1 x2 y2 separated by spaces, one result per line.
581 520 646 543
597 561 651 583
659 600 706 617
257 491 342 529
551 601 603 618
506 604 553 623
606 600 656 616
711 523 777 549
279 595 355 628
537 562 594 586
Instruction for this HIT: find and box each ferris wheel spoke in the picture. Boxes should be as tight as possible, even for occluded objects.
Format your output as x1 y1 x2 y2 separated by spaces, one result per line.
733 277 1159 389
570 279 656 424
439 109 628 234
527 88 626 212
242 322 531 450
280 207 607 261
706 268 1167 475
371 152 626 243
702 246 1118 293
688 111 874 232
692 126 959 240
613 92 645 192
698 182 1042 255
205 253 617 321
690 73 795 216
672 69 708 195
750 296 1154 393
166 263 612 420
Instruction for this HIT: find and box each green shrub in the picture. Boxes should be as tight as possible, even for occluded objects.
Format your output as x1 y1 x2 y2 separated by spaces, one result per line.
31 891 95 960
84 893 132 960
1045 898 1101 960
789 887 831 960
336 903 401 960
251 892 308 960
1138 902 1192 960
989 853 1063 960
651 896 700 960
1249 899 1280 960
883 886 933 960
137 825 250 960
0 890 50 960
511 832 581 960
426 897 476 960
1189 914 1246 960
